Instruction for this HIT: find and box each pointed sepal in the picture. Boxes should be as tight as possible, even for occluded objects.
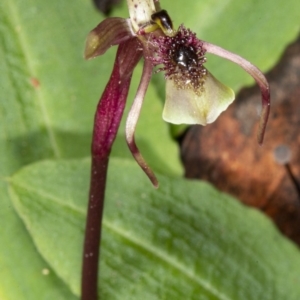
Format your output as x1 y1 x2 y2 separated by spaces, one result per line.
84 17 134 59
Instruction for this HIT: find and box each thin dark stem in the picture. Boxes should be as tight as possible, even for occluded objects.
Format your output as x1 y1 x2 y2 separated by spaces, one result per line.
81 157 108 300
285 163 300 200
81 38 142 300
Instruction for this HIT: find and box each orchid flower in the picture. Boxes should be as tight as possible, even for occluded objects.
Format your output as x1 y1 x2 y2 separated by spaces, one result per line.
85 0 270 188
81 1 270 299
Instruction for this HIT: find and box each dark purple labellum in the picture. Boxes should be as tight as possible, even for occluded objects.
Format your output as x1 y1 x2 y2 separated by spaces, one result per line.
172 45 198 71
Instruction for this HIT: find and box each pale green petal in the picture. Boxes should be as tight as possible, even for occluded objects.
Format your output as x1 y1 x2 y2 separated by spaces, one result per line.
163 72 235 125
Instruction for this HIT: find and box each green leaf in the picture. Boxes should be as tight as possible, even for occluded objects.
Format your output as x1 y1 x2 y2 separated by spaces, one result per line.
0 181 78 300
9 158 300 299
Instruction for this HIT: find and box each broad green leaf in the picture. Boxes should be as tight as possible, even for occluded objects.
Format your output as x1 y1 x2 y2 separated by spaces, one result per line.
0 0 100 298
0 182 78 300
9 158 300 299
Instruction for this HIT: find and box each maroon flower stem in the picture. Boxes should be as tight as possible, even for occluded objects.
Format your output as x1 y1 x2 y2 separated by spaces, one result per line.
202 41 270 144
81 38 142 300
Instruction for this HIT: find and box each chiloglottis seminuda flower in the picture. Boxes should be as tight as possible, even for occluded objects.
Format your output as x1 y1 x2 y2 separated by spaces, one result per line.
84 0 270 188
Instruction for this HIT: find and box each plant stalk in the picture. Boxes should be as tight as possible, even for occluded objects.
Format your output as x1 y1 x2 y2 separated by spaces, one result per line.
81 38 142 300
